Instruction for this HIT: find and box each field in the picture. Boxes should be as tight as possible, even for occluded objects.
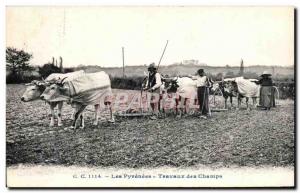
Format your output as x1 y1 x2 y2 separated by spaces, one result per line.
6 84 294 168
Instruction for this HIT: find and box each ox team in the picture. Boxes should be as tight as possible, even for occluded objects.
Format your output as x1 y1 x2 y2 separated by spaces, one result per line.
21 63 276 128
142 63 275 120
143 63 212 120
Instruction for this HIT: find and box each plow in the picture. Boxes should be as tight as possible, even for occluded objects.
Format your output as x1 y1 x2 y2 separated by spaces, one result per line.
115 85 228 118
115 85 281 118
208 84 228 112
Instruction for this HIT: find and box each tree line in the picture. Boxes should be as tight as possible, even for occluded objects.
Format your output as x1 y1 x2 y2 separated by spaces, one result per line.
5 47 295 99
6 47 72 83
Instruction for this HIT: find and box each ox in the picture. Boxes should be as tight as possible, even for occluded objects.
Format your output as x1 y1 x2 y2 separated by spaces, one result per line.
226 77 259 110
40 71 114 129
211 81 236 109
161 76 198 117
21 70 84 126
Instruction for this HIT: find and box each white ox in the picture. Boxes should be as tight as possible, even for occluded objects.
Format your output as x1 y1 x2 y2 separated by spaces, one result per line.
40 71 114 129
161 76 197 116
225 77 260 109
21 70 85 126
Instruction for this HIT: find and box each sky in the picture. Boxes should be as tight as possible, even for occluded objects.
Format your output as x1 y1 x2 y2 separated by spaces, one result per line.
6 6 294 68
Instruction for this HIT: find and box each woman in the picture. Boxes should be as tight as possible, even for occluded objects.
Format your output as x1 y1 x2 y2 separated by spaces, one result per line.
257 71 275 110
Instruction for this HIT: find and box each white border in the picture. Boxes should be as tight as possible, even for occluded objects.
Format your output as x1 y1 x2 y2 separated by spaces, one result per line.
2 0 300 6
1 0 298 192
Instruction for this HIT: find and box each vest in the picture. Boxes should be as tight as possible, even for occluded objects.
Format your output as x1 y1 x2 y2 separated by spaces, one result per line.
148 72 157 88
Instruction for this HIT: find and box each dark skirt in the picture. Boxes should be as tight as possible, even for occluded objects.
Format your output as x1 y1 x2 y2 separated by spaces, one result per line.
197 86 209 115
259 86 275 108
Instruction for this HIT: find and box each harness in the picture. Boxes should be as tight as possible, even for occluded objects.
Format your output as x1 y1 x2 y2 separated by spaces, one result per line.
64 82 76 104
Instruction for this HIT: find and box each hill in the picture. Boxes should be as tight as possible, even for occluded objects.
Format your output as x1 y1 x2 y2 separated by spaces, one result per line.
75 64 294 80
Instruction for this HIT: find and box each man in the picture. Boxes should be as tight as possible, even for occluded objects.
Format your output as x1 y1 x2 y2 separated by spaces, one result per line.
143 63 162 119
190 69 211 119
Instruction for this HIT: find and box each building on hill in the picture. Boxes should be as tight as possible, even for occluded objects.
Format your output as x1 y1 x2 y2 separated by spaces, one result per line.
182 59 199 65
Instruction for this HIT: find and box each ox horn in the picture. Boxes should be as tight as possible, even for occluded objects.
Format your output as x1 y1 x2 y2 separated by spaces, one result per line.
59 77 68 85
25 80 38 86
45 80 55 86
30 80 39 85
37 81 46 86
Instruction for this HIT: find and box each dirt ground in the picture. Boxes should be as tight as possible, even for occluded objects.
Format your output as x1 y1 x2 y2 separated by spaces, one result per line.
6 84 294 168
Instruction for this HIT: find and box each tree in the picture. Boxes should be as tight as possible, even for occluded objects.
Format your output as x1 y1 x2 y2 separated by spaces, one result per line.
239 58 244 76
38 63 61 79
6 47 33 76
59 56 64 73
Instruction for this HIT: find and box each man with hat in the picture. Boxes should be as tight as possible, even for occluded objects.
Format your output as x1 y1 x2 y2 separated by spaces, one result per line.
190 69 212 119
256 71 275 110
143 62 162 119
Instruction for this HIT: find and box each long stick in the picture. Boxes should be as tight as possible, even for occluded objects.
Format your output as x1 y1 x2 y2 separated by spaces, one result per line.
140 88 143 115
157 40 169 71
207 87 211 117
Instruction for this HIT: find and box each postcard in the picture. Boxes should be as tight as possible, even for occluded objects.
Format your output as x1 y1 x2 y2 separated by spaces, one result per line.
6 6 295 188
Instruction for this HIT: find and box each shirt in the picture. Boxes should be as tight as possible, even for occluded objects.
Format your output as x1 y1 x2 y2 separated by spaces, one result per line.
191 75 208 87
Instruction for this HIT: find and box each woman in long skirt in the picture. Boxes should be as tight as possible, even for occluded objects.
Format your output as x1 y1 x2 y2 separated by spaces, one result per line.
258 71 275 110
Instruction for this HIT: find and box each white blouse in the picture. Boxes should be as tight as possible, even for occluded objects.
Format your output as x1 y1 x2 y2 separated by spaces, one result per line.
191 75 208 87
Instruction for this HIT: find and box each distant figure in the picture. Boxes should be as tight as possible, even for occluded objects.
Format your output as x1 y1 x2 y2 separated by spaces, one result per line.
191 69 211 119
257 71 275 110
143 63 162 119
